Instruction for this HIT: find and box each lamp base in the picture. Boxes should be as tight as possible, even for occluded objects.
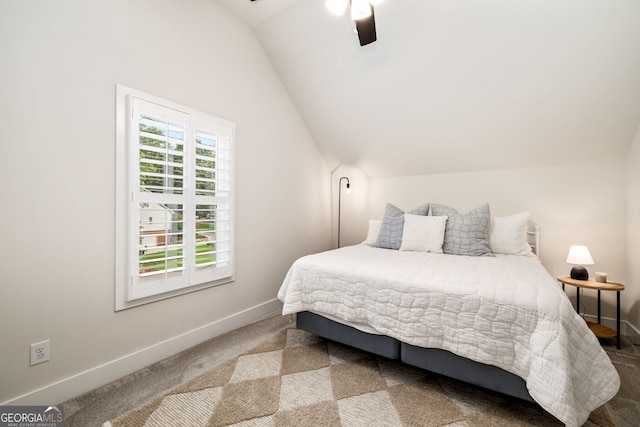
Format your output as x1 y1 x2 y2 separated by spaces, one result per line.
570 266 589 280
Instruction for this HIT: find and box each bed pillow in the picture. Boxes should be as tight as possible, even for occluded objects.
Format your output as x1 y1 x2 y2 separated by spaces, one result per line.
362 219 383 246
431 203 491 256
488 211 533 256
374 203 429 250
400 214 448 253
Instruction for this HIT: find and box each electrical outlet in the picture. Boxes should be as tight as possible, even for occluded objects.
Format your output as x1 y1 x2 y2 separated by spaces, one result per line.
30 340 50 366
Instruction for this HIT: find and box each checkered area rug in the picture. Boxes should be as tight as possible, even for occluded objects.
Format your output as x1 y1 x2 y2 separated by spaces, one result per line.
104 328 614 427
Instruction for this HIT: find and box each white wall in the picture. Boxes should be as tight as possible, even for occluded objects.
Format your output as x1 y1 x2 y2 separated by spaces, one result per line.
0 0 330 404
339 163 631 329
627 126 640 335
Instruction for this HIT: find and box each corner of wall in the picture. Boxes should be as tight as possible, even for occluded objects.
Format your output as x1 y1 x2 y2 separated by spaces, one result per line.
626 124 640 338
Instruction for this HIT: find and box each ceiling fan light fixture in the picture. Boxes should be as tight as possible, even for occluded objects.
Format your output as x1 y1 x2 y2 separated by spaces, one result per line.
323 0 379 46
325 0 348 16
350 0 372 20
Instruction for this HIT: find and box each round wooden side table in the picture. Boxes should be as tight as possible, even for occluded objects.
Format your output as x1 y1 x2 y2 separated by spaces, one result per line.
557 275 624 349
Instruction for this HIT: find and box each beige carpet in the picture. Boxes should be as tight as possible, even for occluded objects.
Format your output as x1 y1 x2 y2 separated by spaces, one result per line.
104 328 615 427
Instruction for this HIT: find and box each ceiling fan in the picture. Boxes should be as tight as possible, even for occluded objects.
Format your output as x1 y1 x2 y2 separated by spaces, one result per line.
326 0 381 46
249 0 381 47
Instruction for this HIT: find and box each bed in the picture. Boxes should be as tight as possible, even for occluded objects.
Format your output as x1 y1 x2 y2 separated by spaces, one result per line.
277 204 620 427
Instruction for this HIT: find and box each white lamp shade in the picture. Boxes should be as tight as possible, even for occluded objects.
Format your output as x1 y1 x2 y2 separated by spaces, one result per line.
325 0 348 16
566 245 594 265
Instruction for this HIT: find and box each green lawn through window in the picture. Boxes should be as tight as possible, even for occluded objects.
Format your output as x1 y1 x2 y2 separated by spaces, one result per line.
139 244 215 274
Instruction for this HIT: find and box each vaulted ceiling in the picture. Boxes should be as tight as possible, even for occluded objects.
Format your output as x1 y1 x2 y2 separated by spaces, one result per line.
218 0 640 178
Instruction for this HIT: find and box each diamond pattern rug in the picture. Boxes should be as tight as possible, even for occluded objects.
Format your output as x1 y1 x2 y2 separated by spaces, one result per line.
104 328 614 427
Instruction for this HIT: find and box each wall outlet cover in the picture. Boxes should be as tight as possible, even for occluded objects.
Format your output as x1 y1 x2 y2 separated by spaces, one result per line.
30 340 50 366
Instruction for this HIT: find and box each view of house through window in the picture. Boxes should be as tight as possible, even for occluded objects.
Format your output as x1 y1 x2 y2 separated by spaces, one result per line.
116 85 235 310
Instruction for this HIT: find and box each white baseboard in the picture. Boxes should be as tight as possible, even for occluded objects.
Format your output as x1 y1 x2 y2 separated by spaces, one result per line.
3 299 283 406
623 320 640 344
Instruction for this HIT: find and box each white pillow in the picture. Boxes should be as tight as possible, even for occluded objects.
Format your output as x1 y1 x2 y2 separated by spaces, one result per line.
362 219 383 246
399 214 448 253
488 212 533 256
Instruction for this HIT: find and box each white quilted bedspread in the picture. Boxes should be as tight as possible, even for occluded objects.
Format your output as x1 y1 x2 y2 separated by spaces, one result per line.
278 245 620 427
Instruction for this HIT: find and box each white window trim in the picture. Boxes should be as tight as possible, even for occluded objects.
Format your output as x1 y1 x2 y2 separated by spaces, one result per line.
115 84 235 311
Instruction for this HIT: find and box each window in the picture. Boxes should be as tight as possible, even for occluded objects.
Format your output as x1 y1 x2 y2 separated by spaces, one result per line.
115 85 234 310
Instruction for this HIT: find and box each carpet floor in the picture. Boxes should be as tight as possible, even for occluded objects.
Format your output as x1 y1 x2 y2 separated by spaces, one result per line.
102 327 631 427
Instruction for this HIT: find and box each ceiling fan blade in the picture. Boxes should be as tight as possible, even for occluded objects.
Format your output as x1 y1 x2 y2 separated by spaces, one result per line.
355 7 376 46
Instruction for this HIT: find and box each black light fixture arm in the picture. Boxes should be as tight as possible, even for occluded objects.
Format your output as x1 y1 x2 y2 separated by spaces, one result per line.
337 176 350 248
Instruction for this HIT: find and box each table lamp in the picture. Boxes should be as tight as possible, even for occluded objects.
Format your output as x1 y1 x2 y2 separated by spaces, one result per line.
566 245 594 280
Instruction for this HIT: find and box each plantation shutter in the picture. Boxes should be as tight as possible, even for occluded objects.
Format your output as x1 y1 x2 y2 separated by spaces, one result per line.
191 116 234 284
130 98 190 300
124 96 234 303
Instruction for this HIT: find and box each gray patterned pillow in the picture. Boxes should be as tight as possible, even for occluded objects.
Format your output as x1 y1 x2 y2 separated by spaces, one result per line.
374 203 429 250
431 203 491 256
